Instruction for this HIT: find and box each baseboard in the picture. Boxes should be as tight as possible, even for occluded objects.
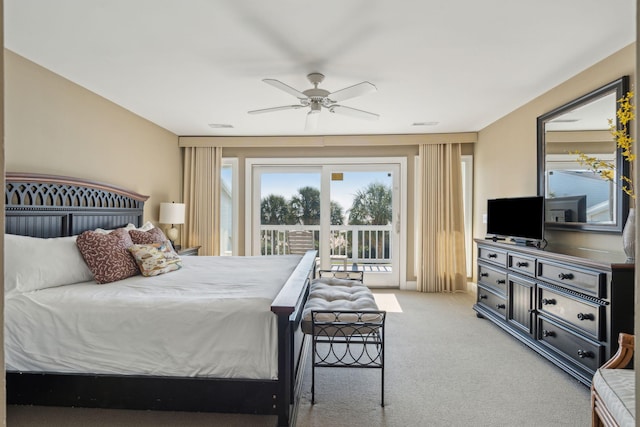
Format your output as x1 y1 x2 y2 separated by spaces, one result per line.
402 280 417 291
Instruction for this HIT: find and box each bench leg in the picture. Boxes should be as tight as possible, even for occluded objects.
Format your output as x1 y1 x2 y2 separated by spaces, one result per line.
311 336 316 404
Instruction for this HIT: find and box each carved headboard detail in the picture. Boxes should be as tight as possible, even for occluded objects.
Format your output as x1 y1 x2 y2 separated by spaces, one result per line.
5 173 149 238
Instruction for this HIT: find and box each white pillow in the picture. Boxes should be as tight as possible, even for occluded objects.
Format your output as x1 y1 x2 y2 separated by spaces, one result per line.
5 234 95 293
137 221 155 231
94 222 154 234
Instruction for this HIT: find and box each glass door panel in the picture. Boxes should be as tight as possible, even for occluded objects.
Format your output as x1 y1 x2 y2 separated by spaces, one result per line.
328 167 399 287
255 168 321 257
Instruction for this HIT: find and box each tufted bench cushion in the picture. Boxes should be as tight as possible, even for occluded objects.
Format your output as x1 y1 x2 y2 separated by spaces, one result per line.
592 368 635 427
301 278 382 335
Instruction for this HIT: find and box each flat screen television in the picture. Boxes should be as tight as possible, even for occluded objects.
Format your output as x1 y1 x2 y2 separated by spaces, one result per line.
487 196 544 245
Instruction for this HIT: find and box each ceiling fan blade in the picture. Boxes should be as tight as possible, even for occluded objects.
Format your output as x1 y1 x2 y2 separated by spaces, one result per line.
248 105 304 114
329 105 379 121
305 110 320 131
263 79 308 100
328 81 377 103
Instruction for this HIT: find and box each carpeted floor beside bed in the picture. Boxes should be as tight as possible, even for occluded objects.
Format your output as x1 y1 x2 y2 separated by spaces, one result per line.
7 290 591 427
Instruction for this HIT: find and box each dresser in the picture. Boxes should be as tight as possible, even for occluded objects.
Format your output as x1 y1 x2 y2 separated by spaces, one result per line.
474 239 634 386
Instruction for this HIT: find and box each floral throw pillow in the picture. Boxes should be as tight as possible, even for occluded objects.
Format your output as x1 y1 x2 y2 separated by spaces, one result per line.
76 228 140 284
128 243 183 277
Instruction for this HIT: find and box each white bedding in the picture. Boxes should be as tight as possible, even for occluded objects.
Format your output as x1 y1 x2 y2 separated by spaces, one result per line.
5 255 303 380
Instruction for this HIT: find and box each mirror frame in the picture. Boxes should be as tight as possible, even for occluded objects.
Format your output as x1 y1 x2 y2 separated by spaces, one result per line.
537 75 630 233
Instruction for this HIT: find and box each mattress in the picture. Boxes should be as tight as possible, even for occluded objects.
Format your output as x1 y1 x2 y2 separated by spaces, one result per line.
5 255 302 380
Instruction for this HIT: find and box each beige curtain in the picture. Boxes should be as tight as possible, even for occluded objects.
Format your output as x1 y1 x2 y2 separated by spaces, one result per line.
417 143 467 292
182 146 222 256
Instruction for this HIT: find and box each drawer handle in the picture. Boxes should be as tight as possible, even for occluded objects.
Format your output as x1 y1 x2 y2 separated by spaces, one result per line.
577 313 594 321
516 261 529 267
495 303 506 310
488 253 498 259
577 349 594 359
479 294 488 300
541 298 556 306
496 279 506 284
558 272 574 280
480 272 489 277
542 329 555 337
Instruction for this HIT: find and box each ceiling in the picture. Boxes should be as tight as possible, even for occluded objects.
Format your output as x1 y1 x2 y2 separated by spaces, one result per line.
4 0 636 137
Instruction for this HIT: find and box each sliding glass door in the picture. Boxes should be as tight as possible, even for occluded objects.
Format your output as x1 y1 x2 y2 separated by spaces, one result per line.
247 158 405 288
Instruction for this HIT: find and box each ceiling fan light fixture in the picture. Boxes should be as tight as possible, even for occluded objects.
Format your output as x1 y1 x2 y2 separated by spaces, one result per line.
309 102 321 113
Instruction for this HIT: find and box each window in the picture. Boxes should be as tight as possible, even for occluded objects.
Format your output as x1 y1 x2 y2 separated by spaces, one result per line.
220 158 238 255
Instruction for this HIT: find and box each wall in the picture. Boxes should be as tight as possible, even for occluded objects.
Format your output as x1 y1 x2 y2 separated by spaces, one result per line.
474 43 636 260
4 50 182 227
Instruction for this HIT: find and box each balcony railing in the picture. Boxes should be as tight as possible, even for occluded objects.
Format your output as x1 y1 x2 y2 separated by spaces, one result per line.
260 224 392 265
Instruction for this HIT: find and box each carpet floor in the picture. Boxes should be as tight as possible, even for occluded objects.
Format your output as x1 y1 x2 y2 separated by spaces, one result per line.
7 290 591 426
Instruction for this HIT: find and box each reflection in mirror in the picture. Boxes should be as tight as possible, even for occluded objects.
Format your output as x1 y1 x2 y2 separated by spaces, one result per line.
537 76 630 233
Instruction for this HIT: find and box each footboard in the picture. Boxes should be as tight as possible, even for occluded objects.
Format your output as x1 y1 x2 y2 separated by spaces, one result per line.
271 250 317 427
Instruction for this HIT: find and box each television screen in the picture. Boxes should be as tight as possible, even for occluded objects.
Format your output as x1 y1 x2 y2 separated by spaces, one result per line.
487 196 544 242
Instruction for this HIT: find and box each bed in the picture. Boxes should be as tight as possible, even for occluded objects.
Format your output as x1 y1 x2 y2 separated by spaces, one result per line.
4 173 316 427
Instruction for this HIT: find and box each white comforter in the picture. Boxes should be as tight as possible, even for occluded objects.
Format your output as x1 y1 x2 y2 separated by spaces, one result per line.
5 255 302 380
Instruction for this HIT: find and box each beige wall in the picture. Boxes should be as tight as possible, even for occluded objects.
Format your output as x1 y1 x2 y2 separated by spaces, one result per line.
474 43 636 264
4 50 182 229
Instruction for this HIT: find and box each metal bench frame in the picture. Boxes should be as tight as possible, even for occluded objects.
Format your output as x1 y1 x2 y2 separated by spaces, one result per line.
307 270 386 406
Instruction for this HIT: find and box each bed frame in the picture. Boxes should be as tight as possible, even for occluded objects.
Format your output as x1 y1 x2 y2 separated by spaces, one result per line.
5 172 315 427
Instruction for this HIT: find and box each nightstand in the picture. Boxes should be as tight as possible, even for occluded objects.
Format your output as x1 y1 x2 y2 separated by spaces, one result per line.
177 246 201 256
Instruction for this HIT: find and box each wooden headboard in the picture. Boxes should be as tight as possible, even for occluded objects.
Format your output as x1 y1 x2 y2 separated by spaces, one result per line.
5 173 149 238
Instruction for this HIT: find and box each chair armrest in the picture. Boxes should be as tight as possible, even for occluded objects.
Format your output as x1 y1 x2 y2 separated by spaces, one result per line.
601 333 634 369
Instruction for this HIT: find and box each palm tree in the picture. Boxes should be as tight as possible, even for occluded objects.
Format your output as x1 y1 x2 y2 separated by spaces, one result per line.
330 201 344 225
348 183 392 259
290 186 321 225
348 183 392 225
261 194 292 225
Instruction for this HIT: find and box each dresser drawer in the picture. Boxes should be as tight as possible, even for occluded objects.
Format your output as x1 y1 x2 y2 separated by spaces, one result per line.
508 253 536 277
537 285 604 341
478 246 507 268
477 285 507 320
537 316 604 373
477 263 507 295
537 260 606 298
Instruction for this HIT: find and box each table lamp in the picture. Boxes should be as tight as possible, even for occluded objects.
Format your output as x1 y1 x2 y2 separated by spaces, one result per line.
159 202 185 248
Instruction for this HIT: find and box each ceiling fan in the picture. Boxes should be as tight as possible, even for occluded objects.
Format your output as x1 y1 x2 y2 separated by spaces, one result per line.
248 73 379 130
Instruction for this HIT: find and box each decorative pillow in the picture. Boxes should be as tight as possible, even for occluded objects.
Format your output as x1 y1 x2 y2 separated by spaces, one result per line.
129 227 171 246
76 228 140 284
5 234 95 294
128 243 183 277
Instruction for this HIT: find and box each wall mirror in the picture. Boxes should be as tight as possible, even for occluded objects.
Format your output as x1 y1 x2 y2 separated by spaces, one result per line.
537 75 630 233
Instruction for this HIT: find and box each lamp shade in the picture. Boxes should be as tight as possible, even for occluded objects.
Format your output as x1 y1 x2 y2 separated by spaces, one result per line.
159 202 185 225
